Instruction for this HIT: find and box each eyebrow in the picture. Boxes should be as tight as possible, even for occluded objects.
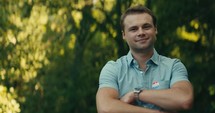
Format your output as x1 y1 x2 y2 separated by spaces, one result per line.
128 23 153 30
143 23 153 27
128 26 138 30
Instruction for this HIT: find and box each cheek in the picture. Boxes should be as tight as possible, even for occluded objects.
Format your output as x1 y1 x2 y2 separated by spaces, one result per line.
127 33 136 38
147 30 155 34
124 36 134 44
124 33 132 40
147 31 156 38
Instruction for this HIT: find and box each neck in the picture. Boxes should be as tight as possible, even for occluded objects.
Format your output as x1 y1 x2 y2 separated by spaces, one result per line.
131 48 154 70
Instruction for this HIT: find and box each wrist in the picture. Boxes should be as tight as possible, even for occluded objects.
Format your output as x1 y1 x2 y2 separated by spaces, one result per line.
133 88 143 101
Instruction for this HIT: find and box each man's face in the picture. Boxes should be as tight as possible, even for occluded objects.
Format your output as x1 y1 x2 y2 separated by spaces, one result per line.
122 13 157 52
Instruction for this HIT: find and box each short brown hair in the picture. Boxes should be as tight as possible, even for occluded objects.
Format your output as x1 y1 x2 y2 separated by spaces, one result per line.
120 5 157 32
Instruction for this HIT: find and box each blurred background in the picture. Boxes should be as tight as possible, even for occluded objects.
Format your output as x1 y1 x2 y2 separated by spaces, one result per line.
0 0 214 113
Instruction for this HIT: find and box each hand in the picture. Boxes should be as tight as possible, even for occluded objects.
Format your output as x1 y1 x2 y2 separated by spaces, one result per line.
120 91 135 104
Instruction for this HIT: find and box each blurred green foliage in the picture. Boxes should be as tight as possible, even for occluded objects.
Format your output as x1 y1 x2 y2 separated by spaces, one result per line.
0 0 214 113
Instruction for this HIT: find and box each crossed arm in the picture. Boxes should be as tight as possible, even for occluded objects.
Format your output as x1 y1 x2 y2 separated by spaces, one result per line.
96 81 193 113
139 81 193 110
96 87 166 113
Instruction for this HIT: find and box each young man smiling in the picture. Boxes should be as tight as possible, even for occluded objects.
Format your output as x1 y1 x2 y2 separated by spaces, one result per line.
96 5 193 113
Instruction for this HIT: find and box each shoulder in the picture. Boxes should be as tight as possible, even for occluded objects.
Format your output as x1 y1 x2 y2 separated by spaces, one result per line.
103 55 128 69
101 55 128 73
99 55 128 90
159 55 184 67
159 55 188 75
158 55 189 86
159 55 188 73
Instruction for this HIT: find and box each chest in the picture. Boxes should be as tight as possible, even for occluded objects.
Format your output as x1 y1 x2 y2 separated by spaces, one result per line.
118 65 171 97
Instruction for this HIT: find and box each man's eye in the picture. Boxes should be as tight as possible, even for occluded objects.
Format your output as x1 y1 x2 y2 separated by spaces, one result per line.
130 28 137 31
143 25 152 30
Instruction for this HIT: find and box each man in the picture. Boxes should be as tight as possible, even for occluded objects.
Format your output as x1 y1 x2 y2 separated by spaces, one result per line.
96 4 193 113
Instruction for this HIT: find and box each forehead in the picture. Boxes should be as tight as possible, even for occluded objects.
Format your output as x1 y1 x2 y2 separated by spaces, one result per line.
124 13 153 28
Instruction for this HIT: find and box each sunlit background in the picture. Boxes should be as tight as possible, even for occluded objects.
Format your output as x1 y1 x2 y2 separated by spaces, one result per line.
0 0 214 113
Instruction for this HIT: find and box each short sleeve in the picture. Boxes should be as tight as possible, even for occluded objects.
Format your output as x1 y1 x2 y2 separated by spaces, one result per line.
170 59 189 86
99 61 119 91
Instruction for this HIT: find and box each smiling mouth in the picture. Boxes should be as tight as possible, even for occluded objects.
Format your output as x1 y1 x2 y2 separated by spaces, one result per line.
136 38 149 42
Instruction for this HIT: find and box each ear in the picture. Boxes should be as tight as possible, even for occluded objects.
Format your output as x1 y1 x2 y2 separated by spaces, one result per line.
122 31 126 40
155 27 158 34
154 27 158 41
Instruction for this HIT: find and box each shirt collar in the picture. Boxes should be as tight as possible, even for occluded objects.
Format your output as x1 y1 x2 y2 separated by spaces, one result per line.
126 49 160 66
149 49 160 65
127 51 134 65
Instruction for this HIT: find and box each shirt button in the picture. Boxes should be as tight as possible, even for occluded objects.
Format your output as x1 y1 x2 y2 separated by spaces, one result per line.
140 71 143 74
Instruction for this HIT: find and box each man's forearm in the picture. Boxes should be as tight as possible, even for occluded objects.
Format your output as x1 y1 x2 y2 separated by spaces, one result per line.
97 98 160 113
139 81 193 111
96 88 163 113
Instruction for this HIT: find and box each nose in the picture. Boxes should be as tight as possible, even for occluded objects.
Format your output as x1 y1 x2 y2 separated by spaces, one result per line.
137 28 145 37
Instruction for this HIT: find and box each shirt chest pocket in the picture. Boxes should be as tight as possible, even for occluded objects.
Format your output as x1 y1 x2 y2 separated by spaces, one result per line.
152 80 170 90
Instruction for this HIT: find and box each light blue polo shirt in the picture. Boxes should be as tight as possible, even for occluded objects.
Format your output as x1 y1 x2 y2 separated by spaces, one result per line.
98 49 189 110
